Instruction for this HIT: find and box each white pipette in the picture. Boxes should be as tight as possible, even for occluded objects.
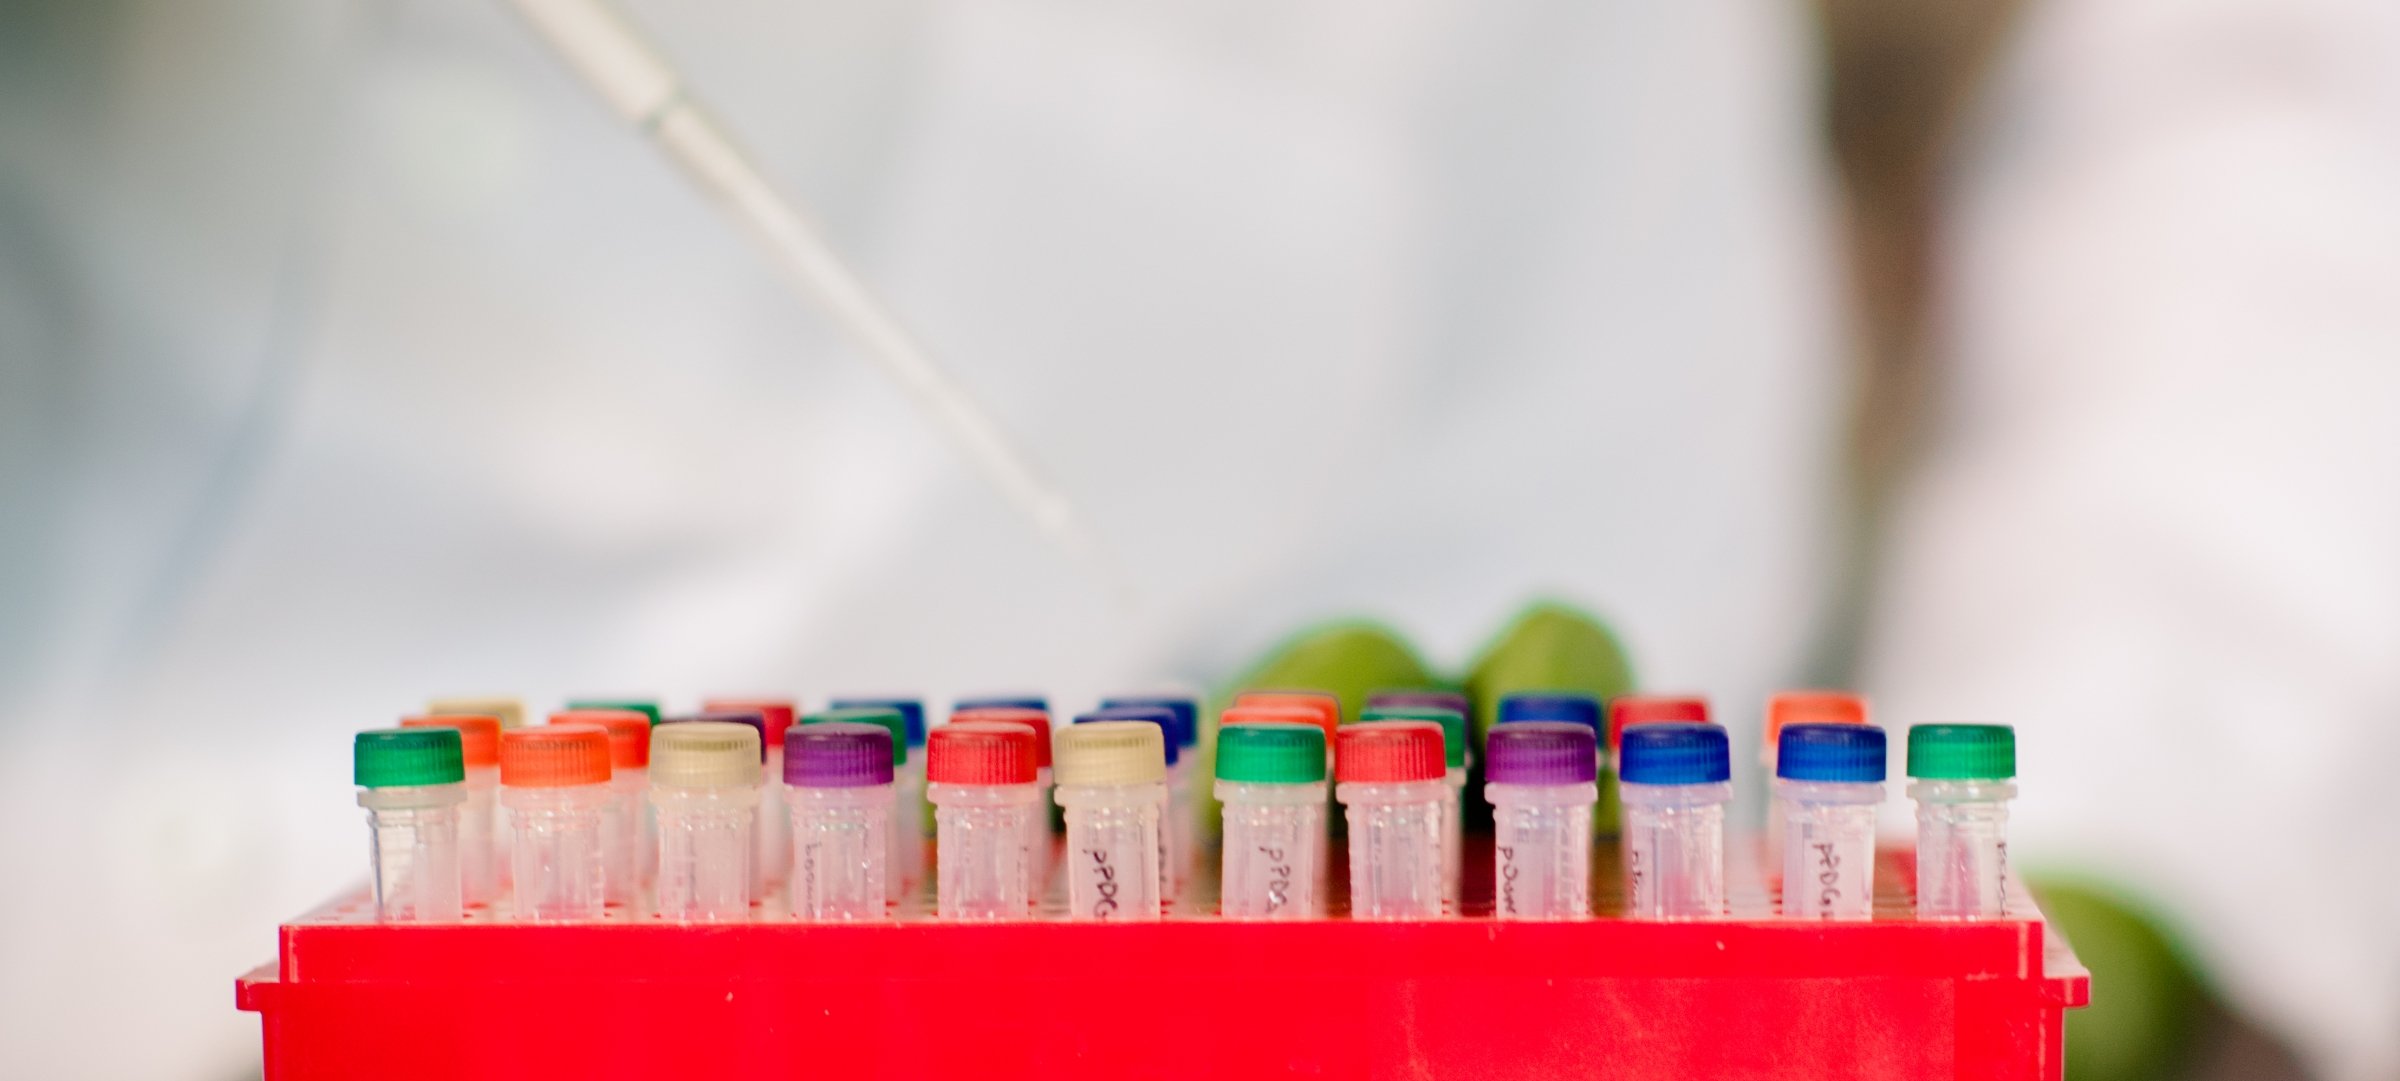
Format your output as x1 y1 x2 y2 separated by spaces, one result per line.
502 0 1129 600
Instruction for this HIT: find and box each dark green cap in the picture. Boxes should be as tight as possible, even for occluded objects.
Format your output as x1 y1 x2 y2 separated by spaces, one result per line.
568 698 661 725
354 728 466 788
804 708 908 767
1906 724 2016 780
1357 705 1467 769
1215 722 1327 784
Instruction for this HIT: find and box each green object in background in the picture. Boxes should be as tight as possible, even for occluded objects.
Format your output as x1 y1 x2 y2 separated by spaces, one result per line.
2031 877 2208 1081
1205 620 1437 829
1462 601 1636 741
568 698 662 725
1219 620 1440 726
1464 601 1636 833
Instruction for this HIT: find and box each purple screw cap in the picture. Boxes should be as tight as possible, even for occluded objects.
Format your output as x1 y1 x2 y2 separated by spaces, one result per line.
785 722 895 787
1484 722 1598 785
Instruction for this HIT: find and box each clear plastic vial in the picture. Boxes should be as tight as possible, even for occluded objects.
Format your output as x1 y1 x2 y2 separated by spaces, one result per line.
1362 705 1472 911
928 720 1043 920
1773 722 1885 921
785 722 894 920
1222 701 1342 901
662 710 771 901
834 699 930 901
953 707 1055 904
550 710 653 907
499 725 615 922
1078 706 1182 901
355 728 467 923
1762 692 1869 871
1907 724 2018 920
1101 695 1201 891
425 696 519 881
1618 723 1731 920
650 722 762 923
399 714 499 907
706 698 797 900
1334 721 1448 921
807 707 915 904
1053 721 1167 921
1484 722 1598 920
1214 722 1329 920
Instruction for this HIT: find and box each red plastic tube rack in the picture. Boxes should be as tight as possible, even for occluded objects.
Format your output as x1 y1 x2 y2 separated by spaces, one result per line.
237 840 2087 1080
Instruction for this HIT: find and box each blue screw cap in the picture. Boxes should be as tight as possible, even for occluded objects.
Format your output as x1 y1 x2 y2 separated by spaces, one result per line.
1618 723 1730 785
1776 723 1886 783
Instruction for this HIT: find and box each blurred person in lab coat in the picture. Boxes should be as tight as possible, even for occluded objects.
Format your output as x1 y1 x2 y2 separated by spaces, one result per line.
0 1 1839 1076
1852 0 2400 1078
0 3 2395 1081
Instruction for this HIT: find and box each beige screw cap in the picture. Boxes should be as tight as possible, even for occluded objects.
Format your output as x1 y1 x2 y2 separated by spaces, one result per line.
1053 721 1166 787
650 722 762 788
428 695 526 729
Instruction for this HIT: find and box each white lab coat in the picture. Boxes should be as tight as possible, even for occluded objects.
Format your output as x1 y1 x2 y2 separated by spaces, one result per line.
0 0 1839 1075
1865 0 2400 1078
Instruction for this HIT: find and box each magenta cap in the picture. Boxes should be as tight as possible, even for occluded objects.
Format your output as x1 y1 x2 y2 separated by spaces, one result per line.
785 722 895 787
1484 722 1598 785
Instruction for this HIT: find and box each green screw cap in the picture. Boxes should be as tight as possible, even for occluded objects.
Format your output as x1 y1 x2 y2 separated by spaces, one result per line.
1215 721 1328 784
1906 724 2016 780
1357 705 1467 769
568 698 661 725
804 708 908 767
354 728 466 788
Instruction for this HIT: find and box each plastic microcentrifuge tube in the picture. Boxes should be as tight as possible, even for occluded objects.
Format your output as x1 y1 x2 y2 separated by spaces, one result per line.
704 697 798 901
1606 695 1710 769
927 720 1042 920
1907 724 2017 920
649 721 762 923
1214 721 1328 920
953 706 1054 903
831 698 929 879
662 710 771 899
1359 705 1470 911
1223 702 1343 899
1776 722 1885 921
428 695 526 729
1618 723 1731 920
1100 695 1199 890
567 698 661 725
549 709 652 904
399 714 500 906
354 728 466 922
1485 722 1599 920
805 707 913 902
1078 706 1182 900
784 722 893 920
1053 721 1167 921
1335 721 1448 921
1762 692 1868 869
499 725 614 922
